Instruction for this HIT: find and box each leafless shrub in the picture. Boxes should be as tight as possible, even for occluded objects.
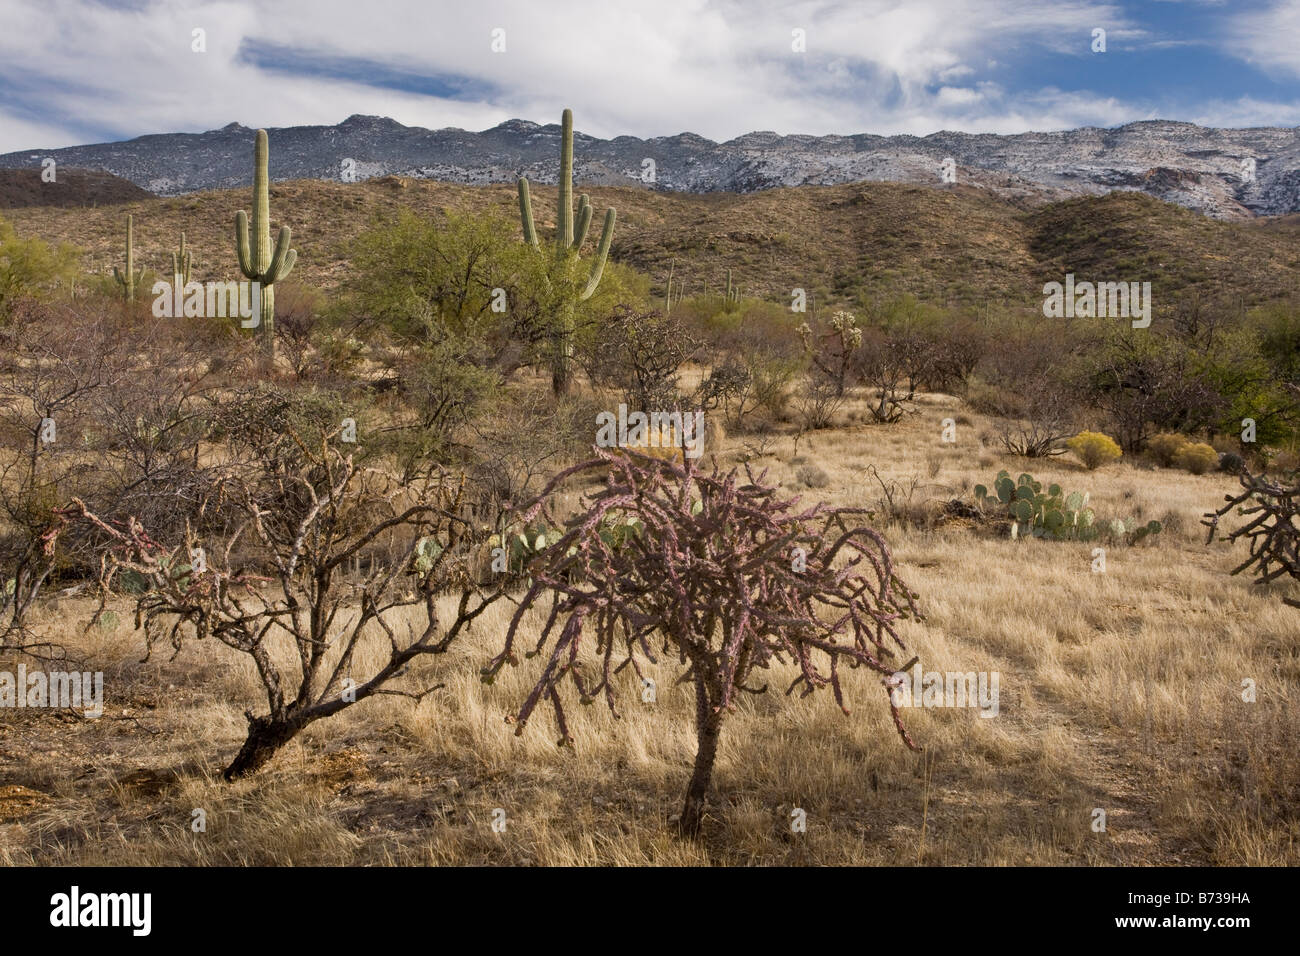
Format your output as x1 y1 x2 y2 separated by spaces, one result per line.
63 432 504 778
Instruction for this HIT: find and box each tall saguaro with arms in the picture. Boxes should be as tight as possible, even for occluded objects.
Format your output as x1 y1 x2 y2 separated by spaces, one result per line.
517 108 616 396
235 129 297 367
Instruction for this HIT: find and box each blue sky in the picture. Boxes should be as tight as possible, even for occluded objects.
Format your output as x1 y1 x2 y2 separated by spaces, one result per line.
0 0 1298 152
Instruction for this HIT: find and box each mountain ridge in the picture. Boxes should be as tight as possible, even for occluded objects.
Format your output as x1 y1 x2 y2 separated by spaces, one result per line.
2 116 1299 220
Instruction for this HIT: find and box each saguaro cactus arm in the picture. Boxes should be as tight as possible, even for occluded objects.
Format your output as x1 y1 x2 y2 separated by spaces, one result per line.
579 208 617 301
573 194 592 250
235 210 256 279
517 178 540 249
265 227 295 284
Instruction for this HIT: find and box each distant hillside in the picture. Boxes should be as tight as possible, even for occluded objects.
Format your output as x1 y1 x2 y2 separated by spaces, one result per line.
2 115 1300 220
7 176 1300 309
0 168 153 209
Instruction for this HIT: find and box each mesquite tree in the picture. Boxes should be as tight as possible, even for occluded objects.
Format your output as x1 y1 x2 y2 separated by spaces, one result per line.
482 447 925 837
1204 466 1300 608
59 432 502 779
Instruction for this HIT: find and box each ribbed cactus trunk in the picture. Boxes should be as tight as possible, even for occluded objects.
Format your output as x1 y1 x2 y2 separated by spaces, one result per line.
236 130 296 372
551 110 577 395
113 214 143 301
516 109 616 398
172 232 191 287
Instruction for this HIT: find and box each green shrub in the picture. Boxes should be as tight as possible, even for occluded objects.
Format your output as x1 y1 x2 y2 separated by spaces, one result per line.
0 216 80 317
1066 430 1122 470
1147 432 1190 468
1173 442 1219 475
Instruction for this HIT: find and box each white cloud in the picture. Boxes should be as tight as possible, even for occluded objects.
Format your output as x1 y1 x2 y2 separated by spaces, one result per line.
1224 0 1300 77
0 0 1288 155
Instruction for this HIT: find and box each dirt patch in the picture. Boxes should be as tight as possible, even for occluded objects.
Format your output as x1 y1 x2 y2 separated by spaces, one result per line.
0 784 53 822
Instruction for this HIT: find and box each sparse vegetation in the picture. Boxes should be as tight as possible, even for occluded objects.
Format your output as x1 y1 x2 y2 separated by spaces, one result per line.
2 106 1299 868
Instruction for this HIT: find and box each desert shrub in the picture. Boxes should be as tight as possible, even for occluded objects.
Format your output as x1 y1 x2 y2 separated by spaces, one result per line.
0 216 80 318
272 281 328 380
1079 329 1225 453
0 302 131 645
1067 430 1122 470
344 208 525 352
793 370 845 430
1219 451 1246 475
580 304 699 410
485 450 926 837
864 466 930 528
925 451 942 478
693 360 750 419
381 337 500 480
1173 442 1219 475
699 303 804 431
1147 432 1191 467
795 463 830 488
64 437 506 778
857 325 912 423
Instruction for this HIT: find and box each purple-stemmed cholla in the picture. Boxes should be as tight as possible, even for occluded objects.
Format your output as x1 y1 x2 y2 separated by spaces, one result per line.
1205 465 1300 609
482 444 926 837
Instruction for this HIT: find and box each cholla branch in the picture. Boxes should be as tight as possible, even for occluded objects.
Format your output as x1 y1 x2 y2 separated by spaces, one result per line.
1204 466 1300 608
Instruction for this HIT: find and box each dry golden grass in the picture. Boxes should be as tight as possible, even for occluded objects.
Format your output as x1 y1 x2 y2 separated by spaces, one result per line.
1 392 1297 866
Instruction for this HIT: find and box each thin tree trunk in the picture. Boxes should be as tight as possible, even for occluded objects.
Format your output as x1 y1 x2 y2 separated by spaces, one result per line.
678 678 725 838
222 713 302 780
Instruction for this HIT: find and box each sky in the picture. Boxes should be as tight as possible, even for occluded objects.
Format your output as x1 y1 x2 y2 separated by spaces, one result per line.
1 0 1298 153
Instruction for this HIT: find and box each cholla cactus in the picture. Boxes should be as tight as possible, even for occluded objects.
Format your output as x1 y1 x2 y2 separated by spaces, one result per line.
800 309 863 397
482 448 925 837
1204 466 1300 608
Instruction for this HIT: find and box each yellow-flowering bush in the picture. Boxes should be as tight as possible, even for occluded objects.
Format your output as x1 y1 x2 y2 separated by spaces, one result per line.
1147 432 1190 468
1173 441 1219 475
1067 430 1122 470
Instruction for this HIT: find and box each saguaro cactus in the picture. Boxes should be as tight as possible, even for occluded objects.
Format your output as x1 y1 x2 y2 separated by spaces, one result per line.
724 269 740 305
235 129 296 365
516 108 616 396
172 232 192 287
113 214 144 300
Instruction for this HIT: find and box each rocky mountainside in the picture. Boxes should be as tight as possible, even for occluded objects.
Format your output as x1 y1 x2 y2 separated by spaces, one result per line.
2 115 1298 220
